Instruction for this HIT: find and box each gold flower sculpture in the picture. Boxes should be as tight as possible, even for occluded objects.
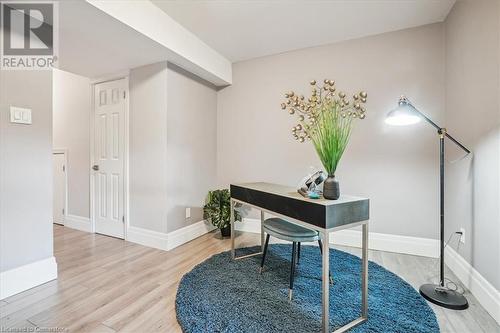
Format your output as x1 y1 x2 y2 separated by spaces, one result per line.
280 79 367 178
281 79 367 143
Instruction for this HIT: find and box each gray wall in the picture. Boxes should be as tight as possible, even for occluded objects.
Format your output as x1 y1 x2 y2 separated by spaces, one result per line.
129 62 169 233
0 70 54 272
217 23 445 239
444 0 500 289
52 69 91 218
129 62 217 233
166 64 217 232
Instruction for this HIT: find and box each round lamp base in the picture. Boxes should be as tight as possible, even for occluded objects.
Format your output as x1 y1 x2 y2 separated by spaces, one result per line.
419 284 468 310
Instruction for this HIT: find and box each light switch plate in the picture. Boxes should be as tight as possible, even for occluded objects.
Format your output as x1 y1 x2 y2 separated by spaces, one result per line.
185 207 191 219
10 106 32 124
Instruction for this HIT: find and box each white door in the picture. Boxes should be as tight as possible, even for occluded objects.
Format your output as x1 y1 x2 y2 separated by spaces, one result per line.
93 79 127 239
53 152 66 225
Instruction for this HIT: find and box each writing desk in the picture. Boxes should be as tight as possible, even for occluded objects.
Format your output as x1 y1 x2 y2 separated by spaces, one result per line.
230 182 370 333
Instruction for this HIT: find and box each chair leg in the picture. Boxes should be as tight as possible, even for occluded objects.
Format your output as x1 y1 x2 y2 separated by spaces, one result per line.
297 242 301 265
289 242 297 300
259 234 271 274
318 239 334 285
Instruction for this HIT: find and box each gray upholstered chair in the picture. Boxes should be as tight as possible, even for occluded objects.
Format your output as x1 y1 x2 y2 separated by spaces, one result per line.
260 217 332 300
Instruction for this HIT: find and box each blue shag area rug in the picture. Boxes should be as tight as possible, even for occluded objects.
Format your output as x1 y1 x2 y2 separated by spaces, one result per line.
176 244 439 333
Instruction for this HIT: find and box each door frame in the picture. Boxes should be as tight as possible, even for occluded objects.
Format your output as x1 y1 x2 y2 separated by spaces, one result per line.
89 72 130 240
53 148 68 225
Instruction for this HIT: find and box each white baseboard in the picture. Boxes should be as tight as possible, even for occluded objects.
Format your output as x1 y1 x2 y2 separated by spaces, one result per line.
63 216 215 253
445 247 500 324
126 220 216 252
127 226 169 251
0 256 58 300
237 218 439 258
166 220 216 251
330 229 439 258
65 214 92 233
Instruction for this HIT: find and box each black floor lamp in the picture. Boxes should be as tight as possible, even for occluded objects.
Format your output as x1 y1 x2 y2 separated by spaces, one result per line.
385 96 470 310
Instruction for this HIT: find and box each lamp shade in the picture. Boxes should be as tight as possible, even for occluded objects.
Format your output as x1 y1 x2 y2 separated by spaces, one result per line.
385 96 421 126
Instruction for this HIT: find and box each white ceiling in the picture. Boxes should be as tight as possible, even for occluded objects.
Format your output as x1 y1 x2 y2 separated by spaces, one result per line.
57 0 231 84
58 0 169 78
152 0 456 63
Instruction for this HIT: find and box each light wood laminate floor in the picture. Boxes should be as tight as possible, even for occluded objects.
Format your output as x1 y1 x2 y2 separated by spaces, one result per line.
0 225 498 332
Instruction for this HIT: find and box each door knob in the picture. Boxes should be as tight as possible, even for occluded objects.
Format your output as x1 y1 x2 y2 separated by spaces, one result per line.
92 165 99 171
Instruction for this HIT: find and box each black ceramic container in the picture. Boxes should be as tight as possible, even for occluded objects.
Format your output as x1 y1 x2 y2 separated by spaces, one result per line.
323 175 340 200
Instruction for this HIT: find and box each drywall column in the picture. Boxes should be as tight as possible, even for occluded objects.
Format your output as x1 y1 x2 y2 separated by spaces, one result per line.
0 70 57 299
52 69 91 220
166 64 217 232
129 62 169 234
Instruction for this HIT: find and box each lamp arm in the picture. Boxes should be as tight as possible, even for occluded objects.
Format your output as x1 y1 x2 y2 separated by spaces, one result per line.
409 105 441 131
444 132 471 154
408 102 471 154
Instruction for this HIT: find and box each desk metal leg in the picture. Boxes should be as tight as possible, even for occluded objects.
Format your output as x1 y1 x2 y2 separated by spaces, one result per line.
260 210 265 251
230 199 263 261
332 221 369 333
362 223 368 318
321 231 330 333
230 199 235 259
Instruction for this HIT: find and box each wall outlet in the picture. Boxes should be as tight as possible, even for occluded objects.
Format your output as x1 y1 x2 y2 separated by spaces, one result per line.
185 207 191 219
459 227 465 244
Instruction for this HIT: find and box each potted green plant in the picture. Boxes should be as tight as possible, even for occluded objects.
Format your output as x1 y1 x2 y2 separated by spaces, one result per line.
281 79 368 199
203 189 241 237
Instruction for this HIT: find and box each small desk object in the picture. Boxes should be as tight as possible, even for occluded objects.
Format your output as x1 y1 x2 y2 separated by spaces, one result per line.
230 182 370 333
